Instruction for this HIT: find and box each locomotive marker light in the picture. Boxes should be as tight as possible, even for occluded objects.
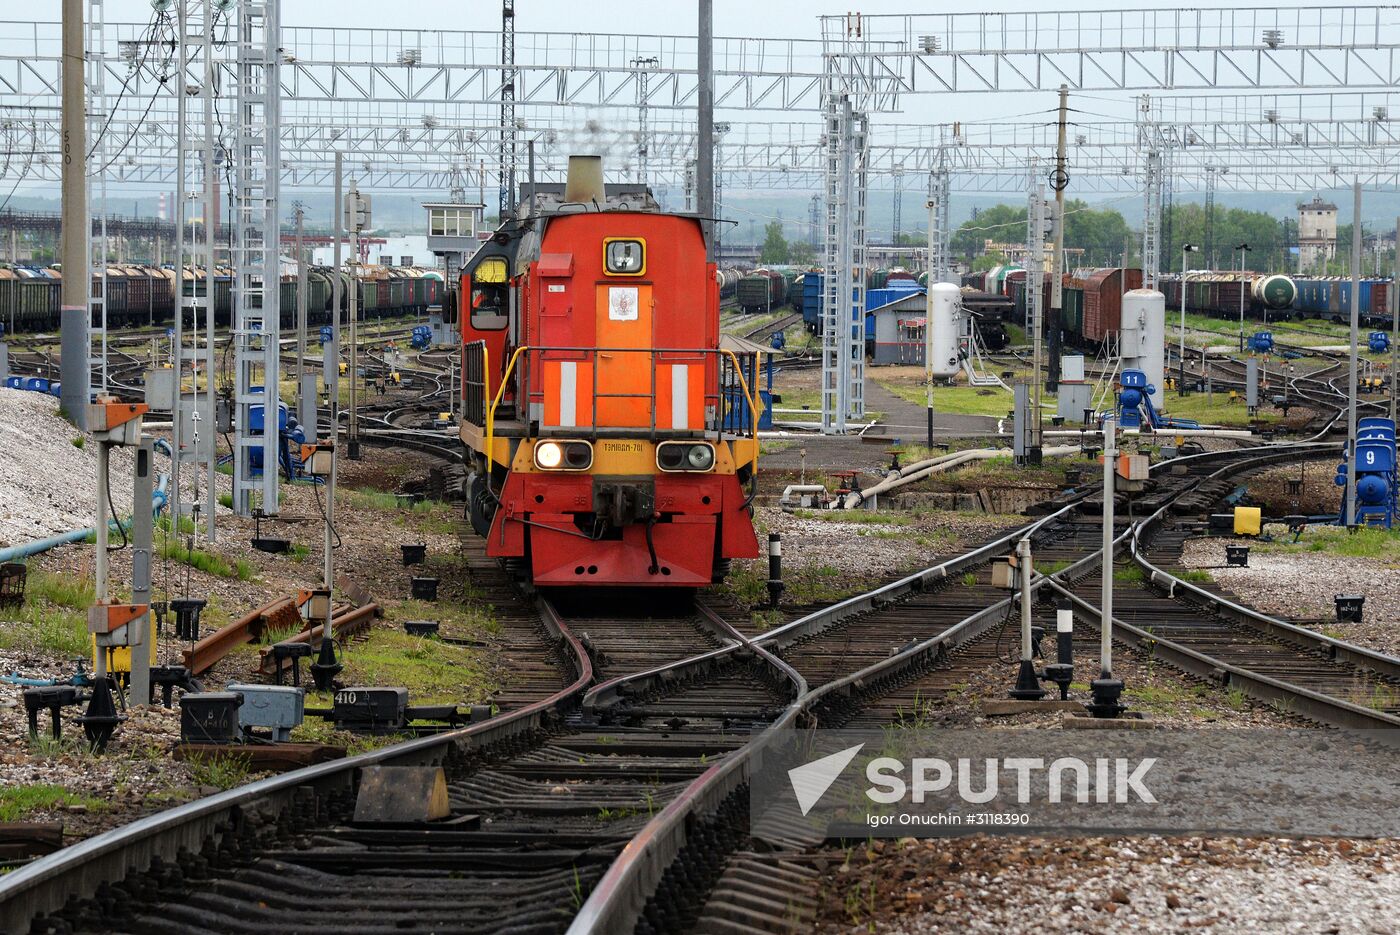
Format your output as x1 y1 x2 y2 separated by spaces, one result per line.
1008 537 1046 700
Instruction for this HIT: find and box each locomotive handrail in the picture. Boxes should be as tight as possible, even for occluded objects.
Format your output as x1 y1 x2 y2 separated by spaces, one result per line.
486 343 531 465
483 344 764 451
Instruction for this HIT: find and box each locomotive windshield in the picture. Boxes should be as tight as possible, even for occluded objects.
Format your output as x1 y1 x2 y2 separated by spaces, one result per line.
470 256 509 330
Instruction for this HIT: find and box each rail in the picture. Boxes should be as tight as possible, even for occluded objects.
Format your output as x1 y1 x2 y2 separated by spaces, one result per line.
570 440 1376 934
0 596 593 935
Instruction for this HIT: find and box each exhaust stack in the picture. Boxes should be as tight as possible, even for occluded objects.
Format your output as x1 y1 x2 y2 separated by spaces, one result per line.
563 155 605 204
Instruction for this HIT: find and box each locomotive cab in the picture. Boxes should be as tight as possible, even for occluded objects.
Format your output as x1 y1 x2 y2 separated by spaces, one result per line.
458 156 761 587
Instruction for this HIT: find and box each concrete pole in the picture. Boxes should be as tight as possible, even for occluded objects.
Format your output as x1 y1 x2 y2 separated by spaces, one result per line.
348 179 360 460
1238 248 1246 353
296 205 307 412
1346 182 1361 527
331 152 343 424
1047 84 1068 392
924 198 935 449
60 0 90 428
696 0 714 261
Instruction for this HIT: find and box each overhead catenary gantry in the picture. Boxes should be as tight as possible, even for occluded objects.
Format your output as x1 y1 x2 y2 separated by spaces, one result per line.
15 6 1400 440
816 5 1400 433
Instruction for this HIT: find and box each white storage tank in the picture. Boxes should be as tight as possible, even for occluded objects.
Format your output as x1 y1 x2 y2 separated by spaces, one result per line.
1121 289 1166 400
928 282 963 378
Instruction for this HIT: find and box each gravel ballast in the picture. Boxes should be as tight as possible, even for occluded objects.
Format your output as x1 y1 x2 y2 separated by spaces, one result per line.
1180 531 1400 657
0 388 136 547
818 836 1400 934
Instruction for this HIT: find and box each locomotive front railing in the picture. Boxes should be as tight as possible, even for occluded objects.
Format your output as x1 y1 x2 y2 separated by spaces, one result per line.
479 345 761 456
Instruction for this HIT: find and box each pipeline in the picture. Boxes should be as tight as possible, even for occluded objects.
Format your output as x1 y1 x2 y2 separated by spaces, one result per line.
0 473 169 564
839 446 1082 510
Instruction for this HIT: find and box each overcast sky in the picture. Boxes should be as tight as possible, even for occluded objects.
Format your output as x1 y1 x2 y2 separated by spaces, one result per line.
8 2 1391 222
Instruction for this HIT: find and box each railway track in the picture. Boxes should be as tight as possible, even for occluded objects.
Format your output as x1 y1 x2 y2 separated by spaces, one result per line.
6 330 1400 933
571 442 1400 934
737 311 800 342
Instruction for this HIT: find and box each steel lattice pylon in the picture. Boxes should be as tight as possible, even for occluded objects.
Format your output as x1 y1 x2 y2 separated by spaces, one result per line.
231 0 280 517
499 0 516 218
927 154 951 284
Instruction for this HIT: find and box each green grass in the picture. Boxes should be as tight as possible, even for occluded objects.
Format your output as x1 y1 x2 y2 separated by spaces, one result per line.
218 493 233 509
288 543 311 562
0 570 94 657
1158 390 1282 426
184 751 253 791
1179 569 1214 584
305 630 498 707
71 436 85 449
1128 682 1209 710
879 381 1017 418
155 537 256 580
773 387 822 411
1112 565 1145 584
0 784 106 821
342 487 403 511
1256 524 1400 561
719 562 877 608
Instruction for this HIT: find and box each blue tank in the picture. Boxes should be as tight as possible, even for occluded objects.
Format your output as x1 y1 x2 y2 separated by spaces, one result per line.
1336 417 1398 526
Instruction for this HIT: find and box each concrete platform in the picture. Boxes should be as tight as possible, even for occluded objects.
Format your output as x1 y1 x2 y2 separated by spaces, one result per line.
981 699 1087 716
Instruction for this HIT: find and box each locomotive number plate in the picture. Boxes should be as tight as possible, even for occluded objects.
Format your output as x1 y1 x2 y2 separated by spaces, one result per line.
600 441 645 453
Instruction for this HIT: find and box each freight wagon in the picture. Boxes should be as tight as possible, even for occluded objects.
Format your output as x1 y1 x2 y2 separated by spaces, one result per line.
0 264 443 334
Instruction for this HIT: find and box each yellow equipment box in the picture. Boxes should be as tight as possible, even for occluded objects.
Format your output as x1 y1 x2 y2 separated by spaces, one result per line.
1233 506 1262 537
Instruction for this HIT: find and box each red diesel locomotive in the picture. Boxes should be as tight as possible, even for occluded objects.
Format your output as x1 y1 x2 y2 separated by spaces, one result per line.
458 156 761 587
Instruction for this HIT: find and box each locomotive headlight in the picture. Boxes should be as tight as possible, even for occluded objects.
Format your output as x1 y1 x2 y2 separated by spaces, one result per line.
535 441 564 469
534 440 593 471
657 441 715 472
686 444 715 470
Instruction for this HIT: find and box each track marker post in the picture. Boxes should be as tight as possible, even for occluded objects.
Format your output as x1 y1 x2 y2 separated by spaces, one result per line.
1089 415 1125 718
1009 536 1047 700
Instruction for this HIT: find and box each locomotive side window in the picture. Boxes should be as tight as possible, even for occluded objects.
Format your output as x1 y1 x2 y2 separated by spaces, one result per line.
470 256 509 330
603 238 646 276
